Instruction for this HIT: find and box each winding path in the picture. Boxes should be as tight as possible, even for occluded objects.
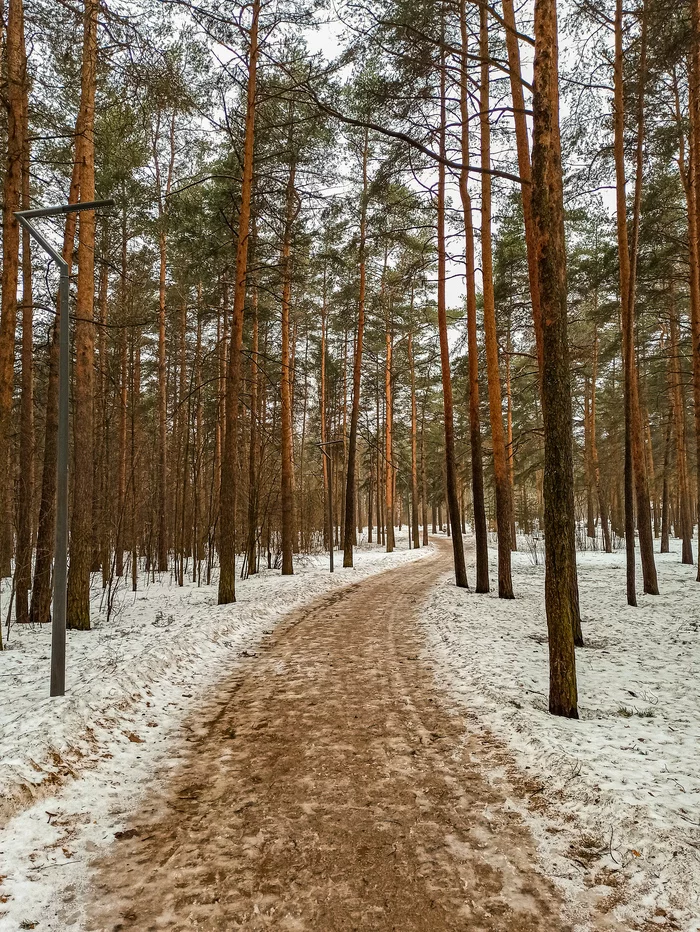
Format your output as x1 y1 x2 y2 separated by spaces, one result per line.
86 540 572 931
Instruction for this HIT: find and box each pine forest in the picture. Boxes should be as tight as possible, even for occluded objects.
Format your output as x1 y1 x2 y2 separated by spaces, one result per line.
0 0 698 928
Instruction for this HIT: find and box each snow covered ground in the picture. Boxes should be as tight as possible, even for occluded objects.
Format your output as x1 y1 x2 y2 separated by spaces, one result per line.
0 534 428 931
3 530 698 931
421 534 700 932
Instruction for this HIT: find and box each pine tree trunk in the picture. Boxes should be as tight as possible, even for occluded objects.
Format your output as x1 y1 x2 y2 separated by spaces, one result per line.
320 264 329 549
505 314 517 551
340 329 348 545
686 0 700 579
584 377 595 538
421 402 429 546
115 329 128 577
502 0 544 381
114 208 128 579
298 329 310 551
614 0 658 599
15 23 32 622
280 155 296 577
130 333 140 592
95 220 110 587
385 299 394 554
193 286 203 584
157 228 168 573
480 4 513 598
531 0 579 717
668 285 694 563
218 0 259 604
66 0 99 631
661 410 671 553
408 328 420 550
458 0 488 591
377 364 384 546
214 277 229 558
177 299 188 587
591 321 612 552
641 387 658 543
343 128 368 567
367 468 373 544
0 0 25 577
245 274 259 576
154 111 176 574
438 45 468 587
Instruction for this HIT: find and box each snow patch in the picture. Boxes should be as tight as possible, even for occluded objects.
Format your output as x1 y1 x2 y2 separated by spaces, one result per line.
421 536 700 931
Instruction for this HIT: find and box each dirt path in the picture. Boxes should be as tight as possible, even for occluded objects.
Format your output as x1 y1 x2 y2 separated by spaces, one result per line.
85 540 572 931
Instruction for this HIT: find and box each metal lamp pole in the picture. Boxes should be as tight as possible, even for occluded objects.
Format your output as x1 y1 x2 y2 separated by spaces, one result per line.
15 199 114 697
318 439 344 573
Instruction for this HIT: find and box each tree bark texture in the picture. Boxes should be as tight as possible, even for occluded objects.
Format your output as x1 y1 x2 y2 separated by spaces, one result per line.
531 0 579 717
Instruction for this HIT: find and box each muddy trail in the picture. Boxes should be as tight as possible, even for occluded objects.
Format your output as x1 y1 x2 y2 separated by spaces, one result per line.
84 540 576 931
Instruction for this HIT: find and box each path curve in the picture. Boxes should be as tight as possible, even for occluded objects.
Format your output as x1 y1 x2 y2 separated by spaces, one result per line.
85 540 572 931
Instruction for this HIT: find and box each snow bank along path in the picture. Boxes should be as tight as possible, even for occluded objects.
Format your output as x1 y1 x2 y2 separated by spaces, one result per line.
0 536 429 927
420 536 700 932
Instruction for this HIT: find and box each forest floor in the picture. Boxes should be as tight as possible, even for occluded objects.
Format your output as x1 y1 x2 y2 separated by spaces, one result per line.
0 534 697 931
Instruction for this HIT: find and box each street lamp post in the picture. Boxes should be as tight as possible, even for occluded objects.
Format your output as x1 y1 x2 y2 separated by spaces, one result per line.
15 199 114 697
317 439 344 573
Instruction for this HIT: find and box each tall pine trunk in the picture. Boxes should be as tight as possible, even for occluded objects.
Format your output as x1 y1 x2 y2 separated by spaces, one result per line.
505 312 517 550
668 285 693 563
420 402 429 546
218 0 259 603
320 263 329 549
280 154 296 576
661 410 672 553
408 327 420 550
0 0 25 577
66 0 99 631
115 327 128 577
458 0 488 591
687 0 700 580
154 112 176 574
437 44 468 587
343 128 369 567
384 296 395 553
130 331 141 592
480 4 513 598
591 321 612 552
614 0 658 600
502 0 544 381
15 17 32 623
193 286 203 584
245 271 259 576
531 0 579 717
94 220 110 587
